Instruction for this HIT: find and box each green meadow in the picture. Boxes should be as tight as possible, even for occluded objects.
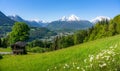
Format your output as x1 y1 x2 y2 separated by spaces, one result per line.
0 47 11 52
0 35 120 71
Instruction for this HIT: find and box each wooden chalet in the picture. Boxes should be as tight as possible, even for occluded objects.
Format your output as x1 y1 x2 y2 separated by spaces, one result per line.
11 41 27 54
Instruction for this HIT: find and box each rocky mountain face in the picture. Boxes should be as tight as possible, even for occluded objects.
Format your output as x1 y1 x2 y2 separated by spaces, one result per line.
0 11 15 26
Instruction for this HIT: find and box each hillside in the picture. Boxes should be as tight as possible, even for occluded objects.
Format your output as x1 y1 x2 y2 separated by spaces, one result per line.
0 11 15 37
0 11 15 26
29 27 57 41
8 15 47 27
0 35 120 71
47 20 93 31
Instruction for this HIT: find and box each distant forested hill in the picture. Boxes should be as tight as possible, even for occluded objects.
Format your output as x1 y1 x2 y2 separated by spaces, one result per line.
47 20 93 31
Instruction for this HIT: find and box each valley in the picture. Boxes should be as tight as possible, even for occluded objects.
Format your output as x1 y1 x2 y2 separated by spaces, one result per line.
0 0 119 71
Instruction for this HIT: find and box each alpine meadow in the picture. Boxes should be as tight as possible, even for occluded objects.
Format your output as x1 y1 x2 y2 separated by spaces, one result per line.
0 0 120 71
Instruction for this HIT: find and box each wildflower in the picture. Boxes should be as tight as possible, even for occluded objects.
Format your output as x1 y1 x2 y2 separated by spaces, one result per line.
109 46 113 49
85 66 89 68
96 55 99 59
112 59 115 62
99 53 103 57
114 44 117 48
99 63 107 68
89 55 94 62
90 64 93 68
107 51 113 55
112 53 116 56
73 62 74 65
81 68 85 71
72 62 76 67
84 59 87 63
65 63 68 66
63 66 66 69
47 69 49 71
65 63 69 68
115 68 117 71
54 67 57 69
104 56 110 60
74 62 77 65
77 67 80 69
73 63 75 67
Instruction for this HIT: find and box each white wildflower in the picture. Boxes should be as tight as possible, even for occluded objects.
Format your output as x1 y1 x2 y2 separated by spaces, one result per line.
77 67 80 69
114 44 117 48
73 64 75 67
84 59 87 63
90 64 93 67
65 63 69 68
81 68 85 71
109 46 113 49
47 69 49 71
96 55 100 59
112 53 116 56
104 56 110 60
112 59 115 62
99 63 107 68
85 66 89 68
74 62 77 64
65 64 68 66
72 62 75 67
107 51 113 54
99 53 103 57
73 62 74 65
54 67 57 69
115 68 117 71
89 55 94 62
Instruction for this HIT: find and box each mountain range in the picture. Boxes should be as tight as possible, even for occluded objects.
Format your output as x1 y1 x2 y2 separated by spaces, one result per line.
47 15 93 31
46 15 110 31
60 14 80 21
8 15 48 27
47 20 93 31
90 16 110 24
8 14 93 31
0 11 15 26
0 11 111 31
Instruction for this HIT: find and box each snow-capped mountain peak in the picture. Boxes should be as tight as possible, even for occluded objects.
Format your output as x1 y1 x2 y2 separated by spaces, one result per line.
60 14 80 21
8 15 24 22
61 16 67 21
30 18 41 23
68 14 80 21
12 14 19 17
91 16 110 24
30 18 49 23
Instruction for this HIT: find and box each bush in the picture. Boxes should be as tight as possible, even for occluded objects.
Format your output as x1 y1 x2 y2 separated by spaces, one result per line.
0 55 3 59
30 47 46 53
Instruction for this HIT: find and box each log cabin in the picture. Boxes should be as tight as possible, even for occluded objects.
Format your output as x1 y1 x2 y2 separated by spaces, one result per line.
11 41 27 54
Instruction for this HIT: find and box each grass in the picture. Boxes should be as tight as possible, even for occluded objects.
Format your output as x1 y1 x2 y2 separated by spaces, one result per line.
0 47 12 52
0 35 120 71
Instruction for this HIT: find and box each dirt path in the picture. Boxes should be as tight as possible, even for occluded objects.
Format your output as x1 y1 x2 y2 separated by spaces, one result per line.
0 52 12 55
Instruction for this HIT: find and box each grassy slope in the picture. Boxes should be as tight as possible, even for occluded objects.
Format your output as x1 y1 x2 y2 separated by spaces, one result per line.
0 35 120 71
0 47 11 52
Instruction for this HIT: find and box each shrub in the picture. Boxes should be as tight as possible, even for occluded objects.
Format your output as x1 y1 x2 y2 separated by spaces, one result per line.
0 55 3 59
30 47 46 53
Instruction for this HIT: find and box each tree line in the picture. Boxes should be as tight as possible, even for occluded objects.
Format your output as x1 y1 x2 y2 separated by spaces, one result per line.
0 14 120 53
27 14 120 52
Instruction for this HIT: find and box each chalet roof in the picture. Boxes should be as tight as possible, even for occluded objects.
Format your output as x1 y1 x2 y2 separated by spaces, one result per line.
11 41 26 47
15 41 26 47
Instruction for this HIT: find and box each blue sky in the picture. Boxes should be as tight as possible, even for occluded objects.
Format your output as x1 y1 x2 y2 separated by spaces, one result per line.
0 0 120 21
